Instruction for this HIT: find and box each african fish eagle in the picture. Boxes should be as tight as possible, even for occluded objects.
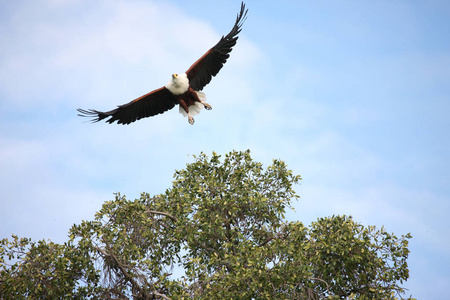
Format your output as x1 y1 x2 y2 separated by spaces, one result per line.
77 2 247 125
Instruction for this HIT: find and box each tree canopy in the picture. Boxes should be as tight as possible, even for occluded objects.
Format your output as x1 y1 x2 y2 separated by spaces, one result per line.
0 150 414 299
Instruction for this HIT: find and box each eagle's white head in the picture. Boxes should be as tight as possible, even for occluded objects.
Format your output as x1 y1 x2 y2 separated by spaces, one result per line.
166 73 189 95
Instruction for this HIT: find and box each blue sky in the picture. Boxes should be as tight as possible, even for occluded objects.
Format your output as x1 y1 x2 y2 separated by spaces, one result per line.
1 0 449 298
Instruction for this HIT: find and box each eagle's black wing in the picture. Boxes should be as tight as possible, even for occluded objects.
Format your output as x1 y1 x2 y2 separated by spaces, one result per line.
186 2 247 91
77 87 177 125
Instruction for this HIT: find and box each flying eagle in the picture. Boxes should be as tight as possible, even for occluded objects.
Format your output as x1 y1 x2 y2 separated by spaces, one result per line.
77 2 247 125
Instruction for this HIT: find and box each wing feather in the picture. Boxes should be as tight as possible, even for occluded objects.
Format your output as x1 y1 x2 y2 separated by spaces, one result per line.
186 2 247 91
77 87 177 125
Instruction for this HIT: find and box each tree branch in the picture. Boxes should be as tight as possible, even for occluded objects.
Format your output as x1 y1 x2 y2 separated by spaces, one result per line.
146 210 178 222
257 229 289 247
93 246 171 300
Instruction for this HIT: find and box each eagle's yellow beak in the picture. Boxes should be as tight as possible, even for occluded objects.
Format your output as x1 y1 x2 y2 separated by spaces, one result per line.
172 73 178 78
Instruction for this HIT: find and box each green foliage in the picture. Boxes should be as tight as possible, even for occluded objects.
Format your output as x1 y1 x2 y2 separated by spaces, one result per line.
306 216 412 299
0 235 99 299
0 150 414 299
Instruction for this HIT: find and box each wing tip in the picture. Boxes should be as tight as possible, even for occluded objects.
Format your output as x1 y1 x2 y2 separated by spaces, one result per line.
225 2 248 42
237 2 248 29
77 108 105 123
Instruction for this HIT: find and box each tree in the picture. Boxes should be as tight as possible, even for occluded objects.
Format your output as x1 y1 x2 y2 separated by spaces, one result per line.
0 150 414 299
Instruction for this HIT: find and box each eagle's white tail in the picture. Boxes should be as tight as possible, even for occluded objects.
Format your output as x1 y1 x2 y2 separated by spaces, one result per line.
196 91 206 102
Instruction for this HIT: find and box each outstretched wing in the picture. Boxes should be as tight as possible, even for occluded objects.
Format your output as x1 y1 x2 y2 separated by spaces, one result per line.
77 87 178 125
186 2 247 91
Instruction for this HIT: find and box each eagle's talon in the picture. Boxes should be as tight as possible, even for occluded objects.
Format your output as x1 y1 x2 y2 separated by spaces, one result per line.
204 103 212 110
188 116 195 125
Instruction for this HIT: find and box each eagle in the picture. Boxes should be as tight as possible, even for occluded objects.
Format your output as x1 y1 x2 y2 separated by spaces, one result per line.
77 2 247 125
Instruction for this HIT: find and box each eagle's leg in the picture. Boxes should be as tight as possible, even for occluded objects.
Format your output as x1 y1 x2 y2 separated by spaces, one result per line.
188 114 194 125
179 100 195 125
192 89 212 110
196 96 211 110
201 101 212 110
